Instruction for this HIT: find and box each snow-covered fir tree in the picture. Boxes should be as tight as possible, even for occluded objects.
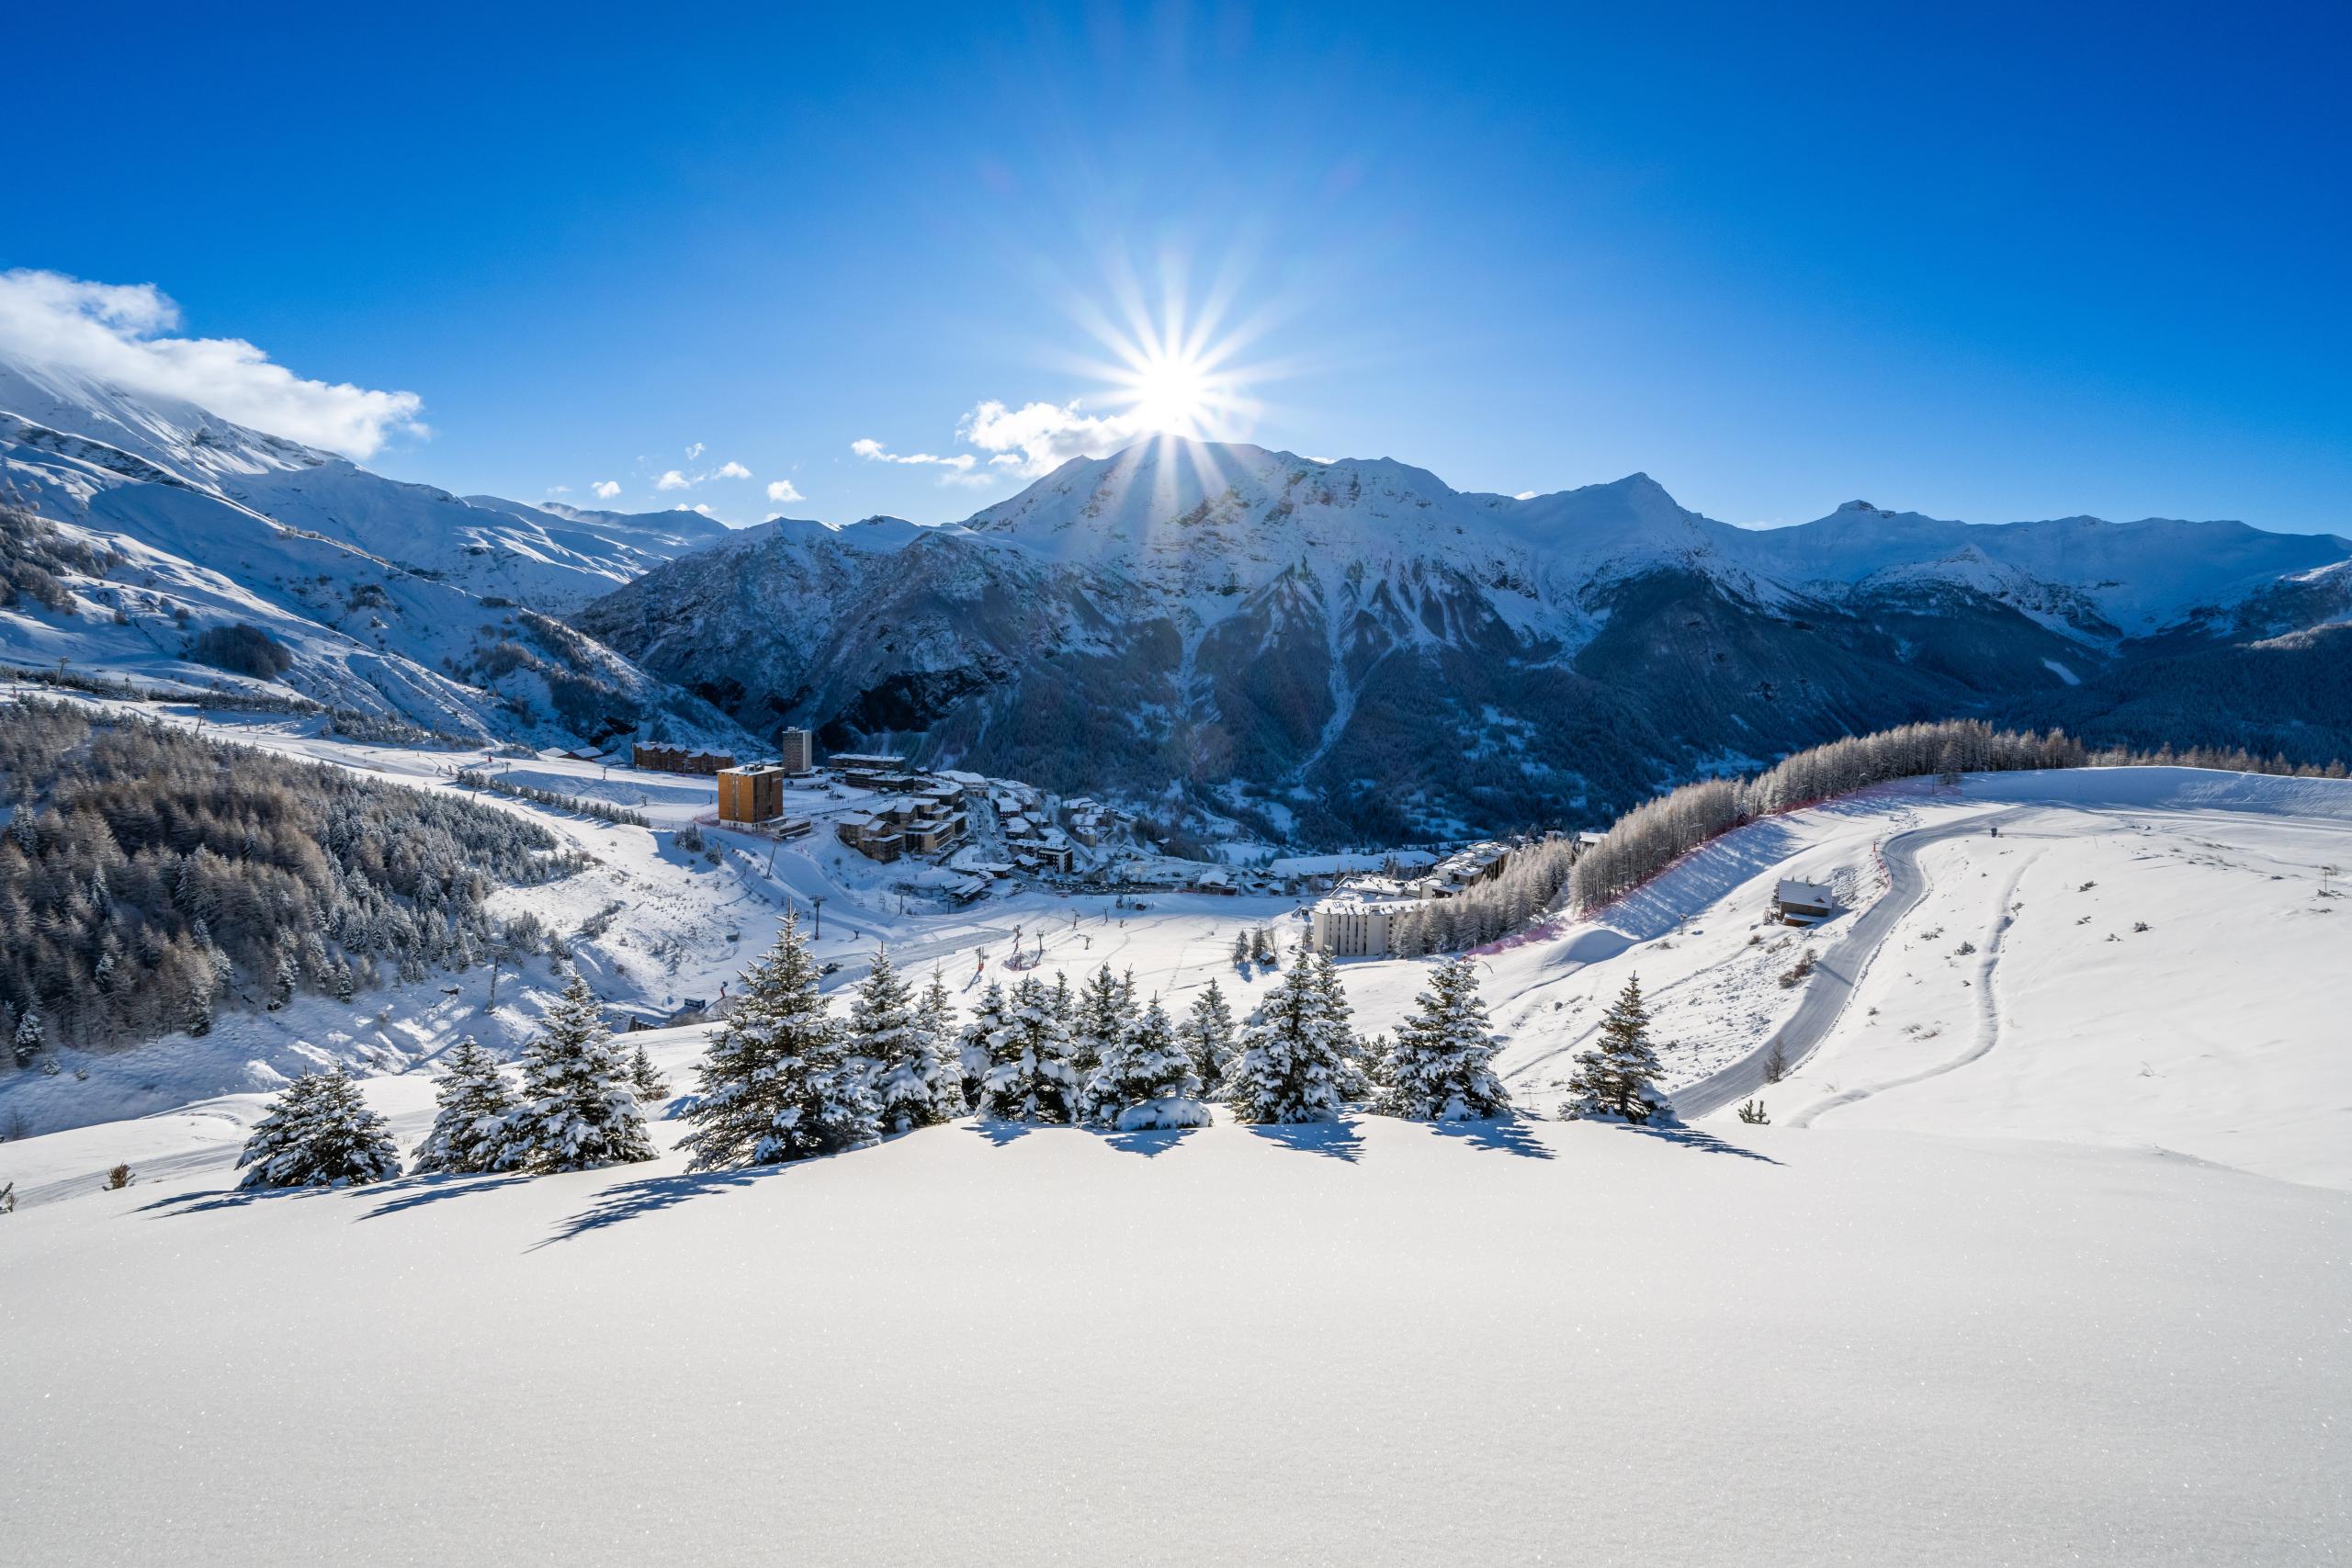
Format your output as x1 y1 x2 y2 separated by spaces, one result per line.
978 974 1080 1123
1088 996 1208 1129
1231 931 1251 969
12 1004 43 1066
853 947 958 1134
1375 957 1510 1120
628 1040 670 1103
411 1039 519 1175
1224 958 1359 1124
236 1070 403 1189
956 979 1012 1111
1560 974 1671 1125
1048 970 1075 1027
1069 964 1136 1116
1177 979 1238 1097
679 912 877 1168
915 966 968 1121
1311 952 1373 1096
503 970 656 1173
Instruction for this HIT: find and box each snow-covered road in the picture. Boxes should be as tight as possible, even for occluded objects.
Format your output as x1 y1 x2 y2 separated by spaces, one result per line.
1668 808 2029 1120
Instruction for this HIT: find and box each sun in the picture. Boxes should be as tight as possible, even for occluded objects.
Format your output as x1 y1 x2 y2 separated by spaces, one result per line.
1125 347 1217 436
1060 262 1269 446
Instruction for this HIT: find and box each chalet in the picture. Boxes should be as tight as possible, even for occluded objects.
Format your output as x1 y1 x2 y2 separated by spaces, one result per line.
1773 878 1837 924
717 762 787 824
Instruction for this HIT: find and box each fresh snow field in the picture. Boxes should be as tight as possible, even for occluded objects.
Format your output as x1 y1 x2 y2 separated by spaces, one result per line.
4 730 2349 1564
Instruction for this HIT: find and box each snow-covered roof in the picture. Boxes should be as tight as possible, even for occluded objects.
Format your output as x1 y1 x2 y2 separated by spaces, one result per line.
1775 878 1835 906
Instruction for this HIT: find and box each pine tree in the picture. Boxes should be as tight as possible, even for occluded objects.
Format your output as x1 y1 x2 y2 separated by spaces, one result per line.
1231 931 1251 969
1069 964 1136 1116
1048 970 1075 1027
853 947 956 1134
1088 997 1208 1129
1177 979 1238 1097
679 913 876 1168
412 1039 519 1175
13 1004 44 1066
978 974 1080 1123
628 1040 670 1102
236 1070 403 1189
503 970 656 1173
1561 974 1671 1125
1225 960 1356 1124
956 980 1012 1112
915 967 969 1121
1376 957 1510 1120
1311 953 1372 1099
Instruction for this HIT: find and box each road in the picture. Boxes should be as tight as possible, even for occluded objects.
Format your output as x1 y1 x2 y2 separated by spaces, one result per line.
1668 807 2033 1122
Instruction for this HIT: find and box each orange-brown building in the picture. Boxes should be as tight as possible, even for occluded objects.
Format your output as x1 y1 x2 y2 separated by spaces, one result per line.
717 762 786 824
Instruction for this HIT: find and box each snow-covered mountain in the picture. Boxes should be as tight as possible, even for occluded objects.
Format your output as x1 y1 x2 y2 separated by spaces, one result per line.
0 356 745 749
578 437 2352 840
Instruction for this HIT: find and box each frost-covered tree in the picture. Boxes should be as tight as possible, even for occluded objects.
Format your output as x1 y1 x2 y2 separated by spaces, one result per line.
1048 970 1075 1028
503 970 656 1173
1376 957 1510 1120
1225 959 1359 1124
679 912 876 1168
854 947 957 1134
956 980 1012 1112
628 1041 670 1102
236 1070 403 1189
1231 931 1251 969
915 966 968 1121
1088 997 1208 1129
1561 974 1671 1126
1178 979 1238 1097
12 1004 43 1066
1069 964 1136 1112
978 975 1080 1123
411 1039 519 1175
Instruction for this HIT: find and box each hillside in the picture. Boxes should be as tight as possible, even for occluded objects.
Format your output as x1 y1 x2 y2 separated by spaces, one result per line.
579 438 2352 843
0 355 746 750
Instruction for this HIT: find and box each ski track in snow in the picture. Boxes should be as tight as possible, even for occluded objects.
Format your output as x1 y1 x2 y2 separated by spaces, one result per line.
1788 840 2041 1128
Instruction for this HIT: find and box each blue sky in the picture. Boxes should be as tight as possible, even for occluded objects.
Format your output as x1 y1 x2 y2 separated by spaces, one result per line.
7 1 2347 532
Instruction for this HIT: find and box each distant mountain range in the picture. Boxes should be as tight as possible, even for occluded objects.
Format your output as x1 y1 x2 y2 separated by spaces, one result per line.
578 439 2352 841
5 354 2346 840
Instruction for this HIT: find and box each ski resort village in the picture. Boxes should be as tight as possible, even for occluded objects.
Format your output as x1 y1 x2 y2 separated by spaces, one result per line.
7 8 2351 1562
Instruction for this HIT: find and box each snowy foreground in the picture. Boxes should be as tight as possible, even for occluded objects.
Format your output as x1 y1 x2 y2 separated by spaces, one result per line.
6 1111 2346 1566
5 748 2350 1562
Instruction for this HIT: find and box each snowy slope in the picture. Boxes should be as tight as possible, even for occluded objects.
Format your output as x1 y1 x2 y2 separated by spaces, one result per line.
1 1095 2343 1567
0 355 747 747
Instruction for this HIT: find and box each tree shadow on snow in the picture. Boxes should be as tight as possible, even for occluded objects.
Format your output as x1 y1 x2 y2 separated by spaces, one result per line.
1102 1125 1203 1158
533 1162 799 1248
1628 1122 1782 1166
1244 1118 1365 1163
358 1172 536 1221
136 1183 344 1216
1427 1116 1555 1158
967 1117 1046 1147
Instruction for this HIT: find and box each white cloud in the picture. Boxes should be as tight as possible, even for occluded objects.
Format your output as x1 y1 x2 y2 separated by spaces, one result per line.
1514 490 1537 501
655 469 691 491
714 460 752 480
0 267 426 458
765 479 805 503
850 436 979 476
592 479 622 500
956 399 1145 479
547 484 571 495
685 442 705 461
